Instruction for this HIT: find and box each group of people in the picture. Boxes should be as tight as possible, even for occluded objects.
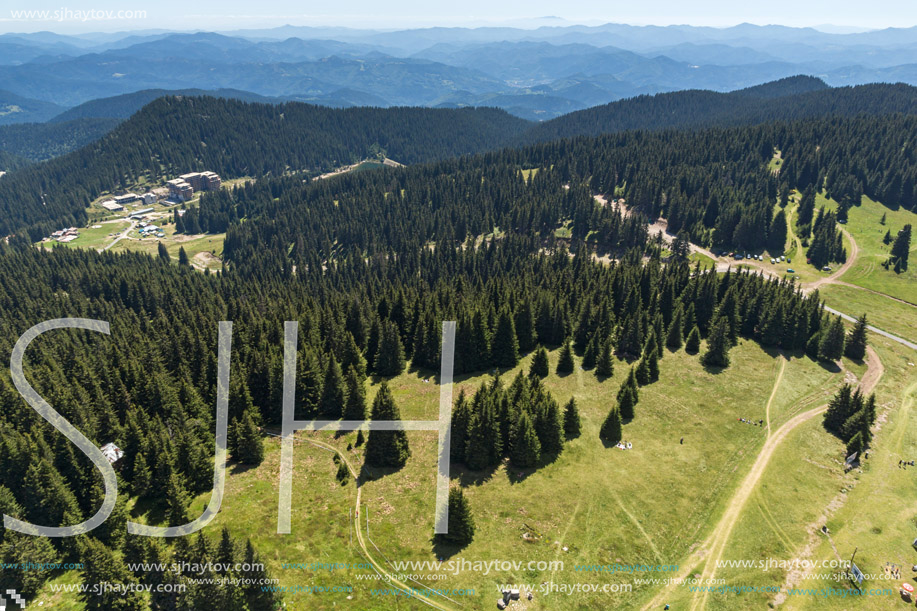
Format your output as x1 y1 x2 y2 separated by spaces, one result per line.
898 459 915 468
738 417 765 427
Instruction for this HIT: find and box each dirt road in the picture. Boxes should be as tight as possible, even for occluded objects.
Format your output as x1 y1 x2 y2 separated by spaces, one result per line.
305 437 455 611
640 348 882 611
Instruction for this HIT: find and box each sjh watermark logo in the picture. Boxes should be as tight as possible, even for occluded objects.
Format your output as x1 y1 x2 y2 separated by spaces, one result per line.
6 319 457 538
1 589 26 610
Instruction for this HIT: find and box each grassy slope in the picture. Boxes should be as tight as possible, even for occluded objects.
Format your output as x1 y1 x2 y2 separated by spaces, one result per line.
839 196 917 304
111 341 844 611
787 336 917 609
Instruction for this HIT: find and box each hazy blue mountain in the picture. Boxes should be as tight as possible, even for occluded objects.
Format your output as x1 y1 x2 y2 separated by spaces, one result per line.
50 88 281 122
3 24 917 124
521 80 917 143
0 117 121 160
0 89 64 124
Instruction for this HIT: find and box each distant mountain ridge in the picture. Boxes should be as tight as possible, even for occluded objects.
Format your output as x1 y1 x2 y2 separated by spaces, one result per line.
521 78 917 143
4 24 917 122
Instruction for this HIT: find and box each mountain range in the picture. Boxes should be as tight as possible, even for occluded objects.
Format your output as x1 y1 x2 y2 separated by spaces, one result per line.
3 23 917 121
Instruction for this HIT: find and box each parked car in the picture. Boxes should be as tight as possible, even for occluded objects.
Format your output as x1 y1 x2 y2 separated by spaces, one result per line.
822 265 831 272
787 268 795 273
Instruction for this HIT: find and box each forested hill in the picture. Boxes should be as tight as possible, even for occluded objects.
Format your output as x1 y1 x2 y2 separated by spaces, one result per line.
520 81 917 144
0 118 122 163
5 78 917 240
195 113 916 280
48 88 281 123
0 98 531 240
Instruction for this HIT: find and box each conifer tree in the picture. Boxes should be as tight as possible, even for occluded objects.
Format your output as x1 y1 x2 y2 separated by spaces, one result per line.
556 339 575 374
514 300 537 353
563 397 581 439
535 399 564 455
158 241 170 262
582 333 599 369
234 410 264 465
887 224 911 272
666 305 684 350
768 208 788 253
510 411 541 467
685 325 701 353
599 406 623 444
79 538 146 610
340 332 367 380
844 314 868 361
823 384 853 433
617 381 637 421
818 316 846 362
178 245 189 267
165 470 191 526
365 382 411 468
374 320 406 376
131 451 152 498
646 346 660 382
450 390 470 463
319 356 346 418
701 317 731 368
635 356 650 385
846 431 863 457
529 345 549 378
491 308 520 368
343 365 367 421
438 487 475 546
595 338 614 378
241 539 282 611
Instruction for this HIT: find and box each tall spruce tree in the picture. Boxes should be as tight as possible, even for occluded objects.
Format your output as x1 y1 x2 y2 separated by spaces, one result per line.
233 410 264 465
599 406 623 444
818 316 846 362
701 317 731 368
491 308 520 368
365 382 411 468
79 538 146 611
529 346 549 378
563 397 581 438
685 325 701 353
844 314 868 361
556 339 575 374
510 411 541 467
595 337 614 378
374 320 406 376
343 365 367 421
319 356 346 418
438 487 475 546
887 224 911 272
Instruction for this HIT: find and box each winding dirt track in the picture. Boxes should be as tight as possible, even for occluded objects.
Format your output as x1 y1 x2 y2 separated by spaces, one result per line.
305 437 455 611
640 348 882 611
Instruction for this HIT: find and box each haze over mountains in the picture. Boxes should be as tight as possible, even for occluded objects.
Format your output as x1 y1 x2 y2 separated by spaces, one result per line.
3 22 917 122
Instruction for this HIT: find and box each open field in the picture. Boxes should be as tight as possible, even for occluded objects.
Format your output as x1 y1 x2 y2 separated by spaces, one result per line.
839 196 917 303
818 284 917 345
24 340 851 611
785 336 917 609
37 220 131 251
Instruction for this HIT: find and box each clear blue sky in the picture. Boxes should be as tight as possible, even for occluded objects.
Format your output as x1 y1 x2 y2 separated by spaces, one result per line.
1 0 913 33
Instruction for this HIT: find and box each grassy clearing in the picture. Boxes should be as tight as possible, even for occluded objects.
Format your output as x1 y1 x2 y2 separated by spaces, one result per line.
840 196 917 303
785 336 917 609
106 340 846 611
37 221 131 251
818 284 917 344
